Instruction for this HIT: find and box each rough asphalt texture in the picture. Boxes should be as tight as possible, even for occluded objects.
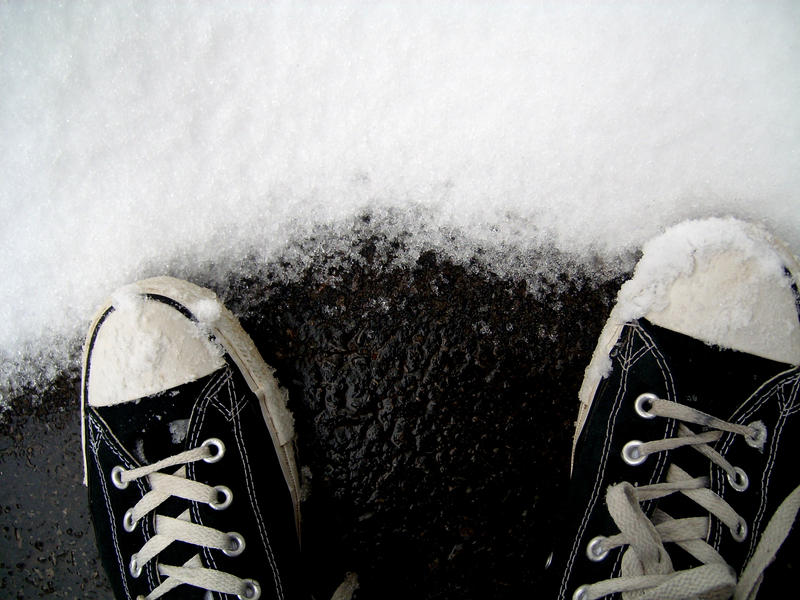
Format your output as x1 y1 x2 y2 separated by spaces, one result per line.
0 226 626 599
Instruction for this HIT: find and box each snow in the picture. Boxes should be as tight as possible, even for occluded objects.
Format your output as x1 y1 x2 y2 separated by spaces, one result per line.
111 286 146 316
169 419 190 445
1 1 800 406
187 299 222 329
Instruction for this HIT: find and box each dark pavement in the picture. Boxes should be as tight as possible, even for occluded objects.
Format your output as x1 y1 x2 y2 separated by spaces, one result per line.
0 221 626 599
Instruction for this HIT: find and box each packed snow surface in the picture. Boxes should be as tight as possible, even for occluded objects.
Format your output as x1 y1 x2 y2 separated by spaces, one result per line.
2 1 800 403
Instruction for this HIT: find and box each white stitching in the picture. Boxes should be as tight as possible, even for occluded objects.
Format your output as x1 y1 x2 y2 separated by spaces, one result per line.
558 341 628 598
745 375 799 560
205 370 235 419
89 414 158 591
713 370 800 549
188 375 220 573
558 322 677 598
231 375 285 600
559 325 640 597
725 369 800 426
89 416 135 599
609 324 676 580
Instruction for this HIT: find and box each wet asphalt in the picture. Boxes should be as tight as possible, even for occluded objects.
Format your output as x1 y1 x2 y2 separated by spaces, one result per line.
0 224 626 599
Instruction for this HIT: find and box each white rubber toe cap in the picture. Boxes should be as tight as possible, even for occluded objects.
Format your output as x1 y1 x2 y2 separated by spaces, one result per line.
618 217 800 365
573 217 800 465
86 287 225 407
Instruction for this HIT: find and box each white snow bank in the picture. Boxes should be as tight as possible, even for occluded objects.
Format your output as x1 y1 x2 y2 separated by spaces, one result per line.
1 1 799 404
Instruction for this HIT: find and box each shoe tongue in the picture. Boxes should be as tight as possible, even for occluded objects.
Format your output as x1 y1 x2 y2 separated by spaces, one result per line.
95 368 223 466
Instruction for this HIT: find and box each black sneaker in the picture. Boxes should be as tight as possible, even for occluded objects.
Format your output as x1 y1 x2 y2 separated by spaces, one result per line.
549 218 800 599
81 276 302 600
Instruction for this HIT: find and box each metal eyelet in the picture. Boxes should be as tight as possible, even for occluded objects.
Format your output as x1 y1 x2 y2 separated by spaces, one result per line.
123 508 137 532
239 579 261 600
210 485 233 510
111 466 129 489
202 438 226 463
129 554 143 578
572 585 588 600
727 467 749 492
731 519 748 542
586 536 609 562
621 440 647 466
634 393 658 419
223 532 246 557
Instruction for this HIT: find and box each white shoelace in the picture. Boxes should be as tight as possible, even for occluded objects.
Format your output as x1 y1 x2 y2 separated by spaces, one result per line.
112 439 261 600
575 395 800 600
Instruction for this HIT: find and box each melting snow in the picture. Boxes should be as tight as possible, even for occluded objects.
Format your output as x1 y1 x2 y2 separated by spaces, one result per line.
169 419 190 445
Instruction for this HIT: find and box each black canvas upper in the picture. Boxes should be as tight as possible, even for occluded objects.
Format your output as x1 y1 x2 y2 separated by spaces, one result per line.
549 318 799 600
83 301 301 600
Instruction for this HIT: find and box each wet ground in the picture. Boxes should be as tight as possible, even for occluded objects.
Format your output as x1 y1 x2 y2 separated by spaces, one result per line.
0 225 626 599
